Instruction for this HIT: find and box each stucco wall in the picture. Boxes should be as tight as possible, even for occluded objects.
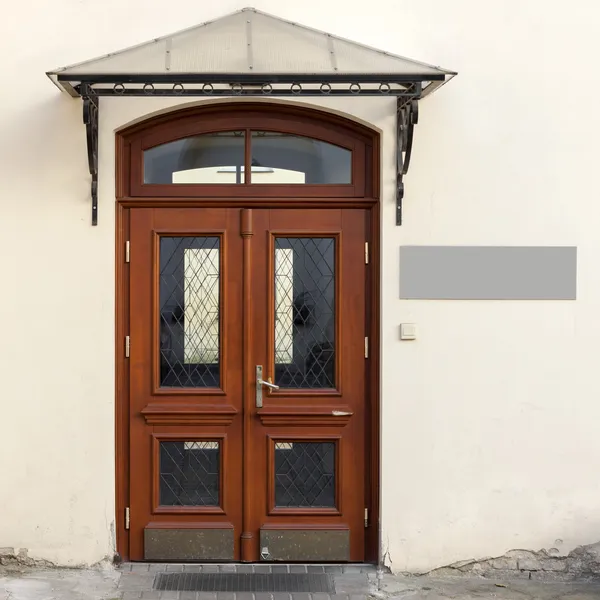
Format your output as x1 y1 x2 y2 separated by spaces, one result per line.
1 0 600 572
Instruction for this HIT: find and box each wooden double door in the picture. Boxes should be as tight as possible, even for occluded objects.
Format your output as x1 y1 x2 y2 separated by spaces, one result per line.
128 206 369 562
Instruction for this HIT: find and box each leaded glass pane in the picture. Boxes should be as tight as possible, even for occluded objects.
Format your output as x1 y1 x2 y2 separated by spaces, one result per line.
274 238 335 388
159 441 220 506
274 442 336 508
160 236 220 387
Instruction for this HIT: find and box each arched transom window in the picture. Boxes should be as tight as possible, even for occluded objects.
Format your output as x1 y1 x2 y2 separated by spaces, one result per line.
121 103 377 199
144 131 352 185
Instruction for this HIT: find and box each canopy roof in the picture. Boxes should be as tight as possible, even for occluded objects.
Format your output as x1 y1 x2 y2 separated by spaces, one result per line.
46 8 456 226
47 7 456 98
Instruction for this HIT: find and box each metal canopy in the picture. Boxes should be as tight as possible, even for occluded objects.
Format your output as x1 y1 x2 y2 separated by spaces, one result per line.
46 7 456 225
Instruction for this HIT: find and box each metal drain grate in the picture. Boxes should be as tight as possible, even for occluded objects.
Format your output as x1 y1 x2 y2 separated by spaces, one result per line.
154 573 336 593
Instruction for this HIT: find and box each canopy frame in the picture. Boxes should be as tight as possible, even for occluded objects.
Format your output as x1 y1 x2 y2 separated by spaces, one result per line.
49 8 456 225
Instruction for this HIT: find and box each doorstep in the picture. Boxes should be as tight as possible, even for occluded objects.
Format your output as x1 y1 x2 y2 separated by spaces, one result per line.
117 563 377 600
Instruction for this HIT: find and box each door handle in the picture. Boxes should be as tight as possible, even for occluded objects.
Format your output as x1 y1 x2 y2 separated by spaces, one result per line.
259 379 280 390
256 365 279 408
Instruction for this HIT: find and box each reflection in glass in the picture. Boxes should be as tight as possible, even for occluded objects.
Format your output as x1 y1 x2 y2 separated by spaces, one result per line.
144 132 245 183
159 441 220 506
251 132 351 184
274 442 336 508
274 238 335 388
159 237 220 387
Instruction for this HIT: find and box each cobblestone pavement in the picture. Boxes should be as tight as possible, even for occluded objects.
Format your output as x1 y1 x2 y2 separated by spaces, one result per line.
2 564 600 600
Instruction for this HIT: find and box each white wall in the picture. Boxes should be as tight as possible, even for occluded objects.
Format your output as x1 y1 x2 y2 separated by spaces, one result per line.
1 0 600 572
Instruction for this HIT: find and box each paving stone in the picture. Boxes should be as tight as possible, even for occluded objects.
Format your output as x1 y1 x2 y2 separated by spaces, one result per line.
159 592 180 600
219 565 237 573
236 593 255 600
118 573 156 590
255 594 273 600
122 593 143 599
289 566 307 573
150 564 168 572
183 565 203 573
217 593 236 600
307 566 325 573
253 566 272 574
236 565 254 573
323 567 342 575
272 594 291 600
312 593 331 600
197 593 217 600
290 594 311 600
332 575 368 595
271 566 289 574
132 564 151 572
141 592 162 599
180 593 197 600
166 565 185 572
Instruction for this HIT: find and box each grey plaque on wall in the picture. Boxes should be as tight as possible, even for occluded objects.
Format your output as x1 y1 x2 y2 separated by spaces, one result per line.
399 246 577 300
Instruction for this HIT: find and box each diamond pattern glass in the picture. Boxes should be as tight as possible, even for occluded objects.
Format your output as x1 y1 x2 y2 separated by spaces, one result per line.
159 237 220 388
159 441 221 506
274 238 335 388
274 442 336 508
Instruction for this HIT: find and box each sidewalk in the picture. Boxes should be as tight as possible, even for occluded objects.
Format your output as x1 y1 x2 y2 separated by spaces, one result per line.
378 572 600 600
2 564 600 600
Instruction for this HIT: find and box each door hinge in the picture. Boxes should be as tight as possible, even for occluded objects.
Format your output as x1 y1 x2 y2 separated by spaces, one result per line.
364 508 369 528
125 507 130 530
365 242 369 264
125 336 130 358
125 241 130 263
364 336 369 359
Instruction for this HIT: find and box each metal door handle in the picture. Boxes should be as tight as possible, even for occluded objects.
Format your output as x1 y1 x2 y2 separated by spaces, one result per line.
259 379 280 390
256 365 279 408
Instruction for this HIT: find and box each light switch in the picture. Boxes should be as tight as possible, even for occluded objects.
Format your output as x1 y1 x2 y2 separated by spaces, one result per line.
400 323 417 340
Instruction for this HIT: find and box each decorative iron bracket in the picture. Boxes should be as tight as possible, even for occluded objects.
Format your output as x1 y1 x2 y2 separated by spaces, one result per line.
396 97 419 225
82 87 99 225
73 81 428 226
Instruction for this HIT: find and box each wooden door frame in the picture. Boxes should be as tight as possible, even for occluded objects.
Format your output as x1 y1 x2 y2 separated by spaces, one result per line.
114 101 381 563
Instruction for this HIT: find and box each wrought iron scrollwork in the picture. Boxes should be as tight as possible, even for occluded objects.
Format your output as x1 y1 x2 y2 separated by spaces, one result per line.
82 89 99 225
72 78 428 226
75 79 423 98
396 98 419 225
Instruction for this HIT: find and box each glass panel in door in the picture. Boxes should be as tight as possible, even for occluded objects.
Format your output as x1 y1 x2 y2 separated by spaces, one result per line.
159 236 221 387
274 237 336 389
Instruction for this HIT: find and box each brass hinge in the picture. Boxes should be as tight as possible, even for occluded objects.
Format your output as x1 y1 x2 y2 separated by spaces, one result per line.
365 242 369 265
125 336 130 358
364 337 369 359
364 508 369 528
125 241 130 263
125 507 130 530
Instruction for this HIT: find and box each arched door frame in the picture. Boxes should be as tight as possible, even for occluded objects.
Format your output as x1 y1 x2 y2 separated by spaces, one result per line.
114 101 381 563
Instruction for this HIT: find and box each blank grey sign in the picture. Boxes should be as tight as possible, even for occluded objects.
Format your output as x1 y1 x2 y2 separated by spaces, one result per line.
400 246 577 300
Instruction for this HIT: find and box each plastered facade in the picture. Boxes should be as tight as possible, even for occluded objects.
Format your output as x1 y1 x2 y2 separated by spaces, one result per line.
1 0 599 573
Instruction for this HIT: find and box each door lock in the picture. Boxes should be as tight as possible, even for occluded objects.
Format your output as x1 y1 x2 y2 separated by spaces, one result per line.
256 365 280 408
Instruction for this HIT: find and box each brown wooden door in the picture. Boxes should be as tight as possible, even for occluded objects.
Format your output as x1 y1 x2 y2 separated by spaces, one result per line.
128 206 367 562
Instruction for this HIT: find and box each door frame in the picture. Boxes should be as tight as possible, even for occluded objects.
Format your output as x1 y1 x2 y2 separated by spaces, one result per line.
114 101 381 563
